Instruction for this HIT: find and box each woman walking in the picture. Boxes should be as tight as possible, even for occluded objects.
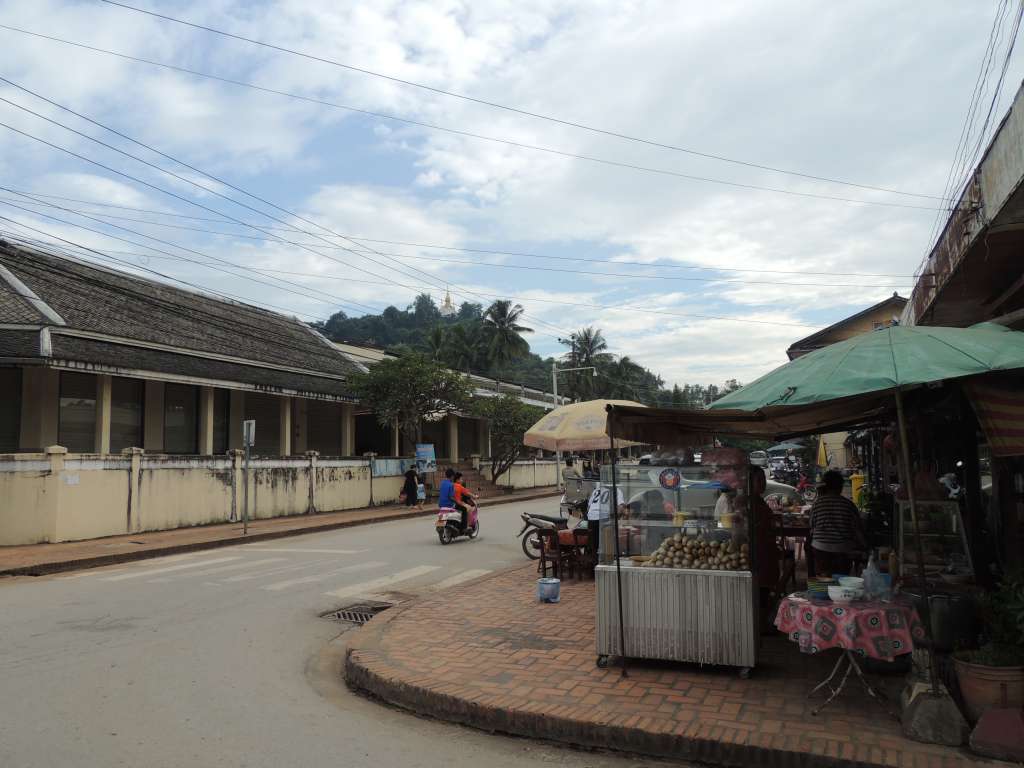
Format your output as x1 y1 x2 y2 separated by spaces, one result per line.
401 467 420 510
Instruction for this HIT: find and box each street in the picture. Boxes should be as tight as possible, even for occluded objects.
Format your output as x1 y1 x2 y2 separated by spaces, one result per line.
0 498 665 768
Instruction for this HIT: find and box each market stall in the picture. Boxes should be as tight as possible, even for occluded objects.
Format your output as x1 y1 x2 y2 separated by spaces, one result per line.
594 406 767 675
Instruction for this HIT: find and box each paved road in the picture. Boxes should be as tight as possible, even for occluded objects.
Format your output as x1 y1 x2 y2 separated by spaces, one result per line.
0 498 666 768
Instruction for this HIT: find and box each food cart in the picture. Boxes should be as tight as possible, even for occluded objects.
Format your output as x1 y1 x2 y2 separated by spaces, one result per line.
595 405 761 676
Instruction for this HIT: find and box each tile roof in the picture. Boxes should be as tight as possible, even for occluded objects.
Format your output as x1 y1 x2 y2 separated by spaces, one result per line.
0 242 359 394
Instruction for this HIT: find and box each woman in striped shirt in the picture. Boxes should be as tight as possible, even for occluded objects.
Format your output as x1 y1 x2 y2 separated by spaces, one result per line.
808 470 865 577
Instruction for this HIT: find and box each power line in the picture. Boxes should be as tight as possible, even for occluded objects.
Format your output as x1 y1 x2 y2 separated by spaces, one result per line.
0 187 919 278
95 0 949 203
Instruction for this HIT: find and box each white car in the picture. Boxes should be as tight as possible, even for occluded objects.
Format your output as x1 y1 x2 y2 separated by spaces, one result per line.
749 450 768 467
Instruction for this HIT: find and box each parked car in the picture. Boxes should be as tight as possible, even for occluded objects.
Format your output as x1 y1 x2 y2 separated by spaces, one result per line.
749 450 768 467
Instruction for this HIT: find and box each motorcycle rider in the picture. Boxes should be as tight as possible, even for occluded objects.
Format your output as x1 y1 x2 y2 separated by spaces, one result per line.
452 471 476 531
438 467 456 510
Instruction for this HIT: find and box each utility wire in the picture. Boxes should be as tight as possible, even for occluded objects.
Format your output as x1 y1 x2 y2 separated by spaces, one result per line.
96 0 949 202
0 187 920 278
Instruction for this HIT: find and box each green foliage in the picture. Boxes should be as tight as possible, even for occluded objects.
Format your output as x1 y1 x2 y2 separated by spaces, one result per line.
472 394 544 481
347 352 473 445
482 299 533 370
956 571 1024 667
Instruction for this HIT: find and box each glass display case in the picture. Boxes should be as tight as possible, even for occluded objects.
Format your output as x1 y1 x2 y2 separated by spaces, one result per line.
594 448 758 673
897 500 973 581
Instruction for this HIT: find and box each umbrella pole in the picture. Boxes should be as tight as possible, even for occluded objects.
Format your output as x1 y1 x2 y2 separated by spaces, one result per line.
609 414 628 678
895 388 940 696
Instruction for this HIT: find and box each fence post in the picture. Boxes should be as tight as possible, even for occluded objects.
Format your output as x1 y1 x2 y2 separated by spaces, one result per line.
306 451 319 514
122 447 143 533
229 449 243 522
43 445 67 542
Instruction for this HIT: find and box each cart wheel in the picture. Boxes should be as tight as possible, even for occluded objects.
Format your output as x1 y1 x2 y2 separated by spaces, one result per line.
738 667 752 680
596 655 609 669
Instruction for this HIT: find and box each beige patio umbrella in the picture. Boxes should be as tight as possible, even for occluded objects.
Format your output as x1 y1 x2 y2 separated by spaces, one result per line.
523 399 646 452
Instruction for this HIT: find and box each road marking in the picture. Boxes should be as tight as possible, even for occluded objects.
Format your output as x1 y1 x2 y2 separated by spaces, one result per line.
262 561 388 591
149 558 287 580
101 556 241 581
430 569 492 590
323 565 441 599
222 558 335 582
241 547 367 554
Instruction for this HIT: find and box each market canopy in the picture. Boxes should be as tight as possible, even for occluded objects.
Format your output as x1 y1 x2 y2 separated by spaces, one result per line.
767 442 804 453
523 399 645 451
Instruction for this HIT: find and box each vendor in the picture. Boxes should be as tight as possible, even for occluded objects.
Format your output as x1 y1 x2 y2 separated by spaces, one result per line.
587 481 626 562
807 469 865 576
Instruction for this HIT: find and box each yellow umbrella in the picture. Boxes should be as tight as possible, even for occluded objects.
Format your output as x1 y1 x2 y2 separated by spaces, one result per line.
817 436 828 468
523 399 645 451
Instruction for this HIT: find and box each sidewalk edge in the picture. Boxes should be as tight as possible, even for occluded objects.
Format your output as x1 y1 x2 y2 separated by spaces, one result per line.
0 489 559 578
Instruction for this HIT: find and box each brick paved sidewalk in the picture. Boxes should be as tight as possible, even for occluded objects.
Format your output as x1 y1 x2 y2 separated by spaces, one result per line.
346 565 994 768
0 487 558 577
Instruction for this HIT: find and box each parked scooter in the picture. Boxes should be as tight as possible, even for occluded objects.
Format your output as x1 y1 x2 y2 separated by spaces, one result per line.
516 497 588 559
436 503 480 544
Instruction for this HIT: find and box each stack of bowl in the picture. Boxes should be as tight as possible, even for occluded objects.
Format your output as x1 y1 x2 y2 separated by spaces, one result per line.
828 576 865 603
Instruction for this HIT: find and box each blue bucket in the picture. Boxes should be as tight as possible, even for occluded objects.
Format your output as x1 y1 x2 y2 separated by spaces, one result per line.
537 577 561 603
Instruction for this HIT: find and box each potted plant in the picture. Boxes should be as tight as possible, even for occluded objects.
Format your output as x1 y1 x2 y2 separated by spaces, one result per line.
953 572 1024 722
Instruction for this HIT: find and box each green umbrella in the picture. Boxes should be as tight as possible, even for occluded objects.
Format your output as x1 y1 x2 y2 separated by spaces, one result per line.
710 322 1024 413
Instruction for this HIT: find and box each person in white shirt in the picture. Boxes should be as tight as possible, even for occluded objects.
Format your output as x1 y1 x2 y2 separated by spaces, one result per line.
588 483 626 561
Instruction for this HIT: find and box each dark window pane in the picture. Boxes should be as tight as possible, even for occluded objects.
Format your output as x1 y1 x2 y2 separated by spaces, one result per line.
110 377 144 453
243 393 279 456
59 371 96 453
0 368 20 452
212 389 230 454
307 400 341 455
164 383 198 454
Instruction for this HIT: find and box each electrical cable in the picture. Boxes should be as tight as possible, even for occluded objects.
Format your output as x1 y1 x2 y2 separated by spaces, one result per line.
95 0 950 202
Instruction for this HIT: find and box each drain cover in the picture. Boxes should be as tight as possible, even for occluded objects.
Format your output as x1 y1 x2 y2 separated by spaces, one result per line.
321 601 392 625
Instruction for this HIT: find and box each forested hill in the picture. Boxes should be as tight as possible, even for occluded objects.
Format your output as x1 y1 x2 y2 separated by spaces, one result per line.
312 294 741 406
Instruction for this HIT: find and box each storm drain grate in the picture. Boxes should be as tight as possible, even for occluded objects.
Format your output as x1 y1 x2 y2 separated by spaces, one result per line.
320 601 392 625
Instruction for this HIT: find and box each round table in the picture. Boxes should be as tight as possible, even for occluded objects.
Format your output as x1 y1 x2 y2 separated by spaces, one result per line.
775 594 924 714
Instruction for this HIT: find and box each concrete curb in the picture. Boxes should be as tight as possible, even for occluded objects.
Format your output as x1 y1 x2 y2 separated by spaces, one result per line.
0 489 559 578
344 575 904 768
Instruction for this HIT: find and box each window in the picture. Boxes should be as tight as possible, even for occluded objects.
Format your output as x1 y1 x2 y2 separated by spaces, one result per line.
307 400 341 455
59 372 97 453
0 368 21 452
164 383 198 454
212 389 230 454
110 378 144 453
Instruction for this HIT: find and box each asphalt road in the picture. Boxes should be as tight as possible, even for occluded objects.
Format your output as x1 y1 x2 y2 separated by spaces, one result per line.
0 497 668 768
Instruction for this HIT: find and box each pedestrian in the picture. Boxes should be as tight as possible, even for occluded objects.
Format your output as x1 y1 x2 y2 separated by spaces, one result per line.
415 473 426 510
808 469 865 576
401 467 418 509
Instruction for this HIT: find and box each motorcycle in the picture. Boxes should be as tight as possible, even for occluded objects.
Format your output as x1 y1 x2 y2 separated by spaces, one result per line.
435 503 480 544
794 473 818 503
516 497 589 559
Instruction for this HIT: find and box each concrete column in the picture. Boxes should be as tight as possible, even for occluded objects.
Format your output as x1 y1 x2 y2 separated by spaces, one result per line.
94 374 112 454
121 447 144 532
197 387 215 455
19 367 59 451
43 445 67 542
143 380 165 452
476 418 489 459
341 403 355 456
305 451 319 514
390 420 400 456
292 399 308 455
447 413 459 463
279 396 292 456
228 391 245 450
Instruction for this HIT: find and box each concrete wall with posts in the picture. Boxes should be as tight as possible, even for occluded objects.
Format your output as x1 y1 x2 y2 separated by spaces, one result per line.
0 448 405 546
489 459 560 489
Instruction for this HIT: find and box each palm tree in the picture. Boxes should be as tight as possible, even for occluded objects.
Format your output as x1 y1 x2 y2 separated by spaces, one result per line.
561 326 611 399
447 324 483 373
482 300 533 370
602 356 644 399
425 325 446 361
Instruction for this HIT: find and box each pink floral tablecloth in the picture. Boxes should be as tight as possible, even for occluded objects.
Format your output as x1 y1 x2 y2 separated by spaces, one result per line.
775 595 924 661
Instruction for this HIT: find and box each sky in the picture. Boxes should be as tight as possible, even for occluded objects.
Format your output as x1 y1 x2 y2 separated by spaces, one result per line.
1 0 1022 388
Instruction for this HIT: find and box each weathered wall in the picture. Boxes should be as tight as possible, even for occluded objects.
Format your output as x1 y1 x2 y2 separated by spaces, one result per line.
490 460 559 489
0 448 413 545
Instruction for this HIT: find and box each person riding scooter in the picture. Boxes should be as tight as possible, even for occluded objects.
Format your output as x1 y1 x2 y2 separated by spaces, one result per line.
452 471 477 532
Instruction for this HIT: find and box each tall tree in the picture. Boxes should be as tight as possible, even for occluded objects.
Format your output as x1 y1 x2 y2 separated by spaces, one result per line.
562 326 610 399
447 323 483 373
348 353 472 444
425 325 446 361
602 355 644 399
472 394 544 482
482 300 533 370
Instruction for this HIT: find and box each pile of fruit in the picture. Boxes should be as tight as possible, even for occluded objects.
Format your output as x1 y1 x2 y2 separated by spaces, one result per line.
642 533 749 571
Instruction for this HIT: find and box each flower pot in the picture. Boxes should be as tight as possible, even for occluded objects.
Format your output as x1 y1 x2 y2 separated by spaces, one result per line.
953 658 1024 722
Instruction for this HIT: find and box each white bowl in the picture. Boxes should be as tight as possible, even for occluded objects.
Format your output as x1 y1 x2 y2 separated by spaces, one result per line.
828 585 864 603
837 576 864 589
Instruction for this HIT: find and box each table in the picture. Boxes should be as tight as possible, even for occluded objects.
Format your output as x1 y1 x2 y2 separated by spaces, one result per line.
775 594 924 714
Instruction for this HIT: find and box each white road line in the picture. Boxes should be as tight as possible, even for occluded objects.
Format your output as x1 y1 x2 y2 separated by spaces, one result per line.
241 548 367 555
150 558 287 580
430 569 492 590
101 557 241 581
222 559 335 582
323 565 441 599
262 561 388 592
